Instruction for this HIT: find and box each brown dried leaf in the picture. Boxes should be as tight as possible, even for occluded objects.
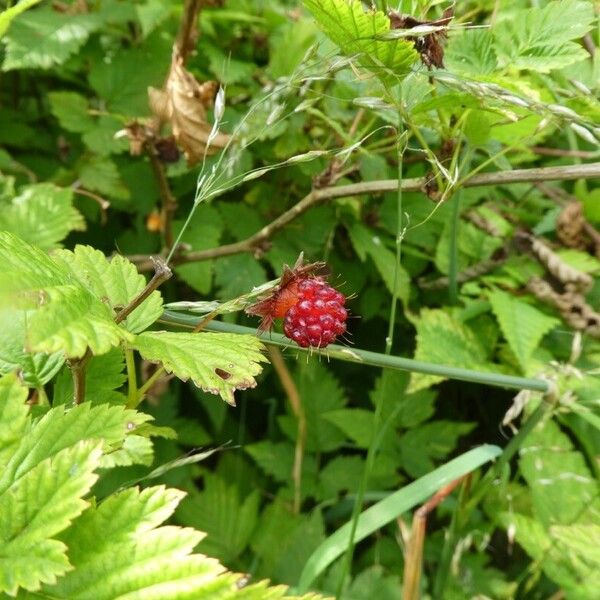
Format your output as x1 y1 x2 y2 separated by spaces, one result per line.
148 56 231 166
556 201 587 250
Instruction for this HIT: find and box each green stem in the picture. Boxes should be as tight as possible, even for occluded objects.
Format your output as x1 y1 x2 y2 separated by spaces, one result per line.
165 202 198 265
448 149 471 304
336 115 405 598
125 348 138 408
133 366 166 408
161 313 552 394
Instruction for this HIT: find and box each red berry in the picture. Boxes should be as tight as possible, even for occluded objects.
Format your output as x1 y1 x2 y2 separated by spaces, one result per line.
283 278 347 348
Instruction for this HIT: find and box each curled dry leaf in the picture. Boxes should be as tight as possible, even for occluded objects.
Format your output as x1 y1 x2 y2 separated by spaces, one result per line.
148 55 230 166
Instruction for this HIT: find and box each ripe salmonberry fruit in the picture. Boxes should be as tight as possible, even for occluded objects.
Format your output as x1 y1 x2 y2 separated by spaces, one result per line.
283 277 347 348
246 254 348 348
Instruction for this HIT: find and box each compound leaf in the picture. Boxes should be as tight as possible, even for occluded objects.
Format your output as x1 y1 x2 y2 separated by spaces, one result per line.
493 0 595 73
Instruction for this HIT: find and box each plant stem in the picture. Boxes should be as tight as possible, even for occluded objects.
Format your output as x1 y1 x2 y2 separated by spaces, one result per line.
161 313 553 394
268 346 306 515
336 116 406 598
129 161 600 271
448 149 471 304
125 348 138 408
67 349 91 405
147 145 178 251
115 258 172 324
133 366 166 408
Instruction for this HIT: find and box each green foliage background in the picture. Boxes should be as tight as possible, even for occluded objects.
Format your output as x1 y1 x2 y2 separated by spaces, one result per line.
1 0 599 598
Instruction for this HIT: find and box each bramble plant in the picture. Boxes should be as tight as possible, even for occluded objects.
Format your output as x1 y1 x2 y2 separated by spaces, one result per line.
1 0 600 599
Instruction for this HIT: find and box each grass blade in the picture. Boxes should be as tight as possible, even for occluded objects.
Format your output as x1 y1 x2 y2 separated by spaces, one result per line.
296 444 502 592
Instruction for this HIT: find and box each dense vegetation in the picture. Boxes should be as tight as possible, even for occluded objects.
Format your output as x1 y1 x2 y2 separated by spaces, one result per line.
1 0 599 598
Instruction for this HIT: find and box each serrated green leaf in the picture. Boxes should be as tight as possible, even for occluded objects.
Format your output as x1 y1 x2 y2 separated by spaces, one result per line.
323 408 374 448
176 474 259 564
445 29 498 75
408 309 496 392
0 440 102 595
0 233 132 359
54 245 163 334
0 183 85 250
2 7 100 70
27 284 130 358
303 0 418 86
133 331 266 405
519 416 600 526
0 374 29 471
48 91 94 133
488 289 559 372
88 37 170 116
493 0 595 73
398 420 475 477
251 500 325 585
0 310 64 388
78 156 130 201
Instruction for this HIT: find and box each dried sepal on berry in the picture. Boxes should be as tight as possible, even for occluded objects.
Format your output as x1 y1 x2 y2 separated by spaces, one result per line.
245 253 328 332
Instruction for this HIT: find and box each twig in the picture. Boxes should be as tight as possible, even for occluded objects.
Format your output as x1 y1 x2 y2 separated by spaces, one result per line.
129 161 600 271
268 346 306 515
71 187 110 224
530 146 598 159
147 146 178 250
115 258 172 325
402 476 467 600
175 0 204 63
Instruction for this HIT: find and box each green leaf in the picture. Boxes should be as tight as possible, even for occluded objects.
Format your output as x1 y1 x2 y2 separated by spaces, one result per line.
0 440 102 595
445 29 498 75
0 374 29 470
303 0 418 86
323 409 374 448
2 7 100 70
78 156 130 201
251 500 325 585
488 290 559 371
0 183 85 250
133 330 267 405
48 91 95 133
27 284 130 358
518 416 600 527
348 223 410 305
174 206 224 295
493 0 595 73
88 36 170 116
298 444 502 591
278 362 347 453
0 310 64 388
176 474 259 563
0 0 43 39
54 245 163 334
0 232 132 359
408 309 495 392
398 420 476 477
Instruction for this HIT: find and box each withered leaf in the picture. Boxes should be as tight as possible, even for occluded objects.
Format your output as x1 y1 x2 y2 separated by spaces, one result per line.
388 6 454 69
148 55 230 166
